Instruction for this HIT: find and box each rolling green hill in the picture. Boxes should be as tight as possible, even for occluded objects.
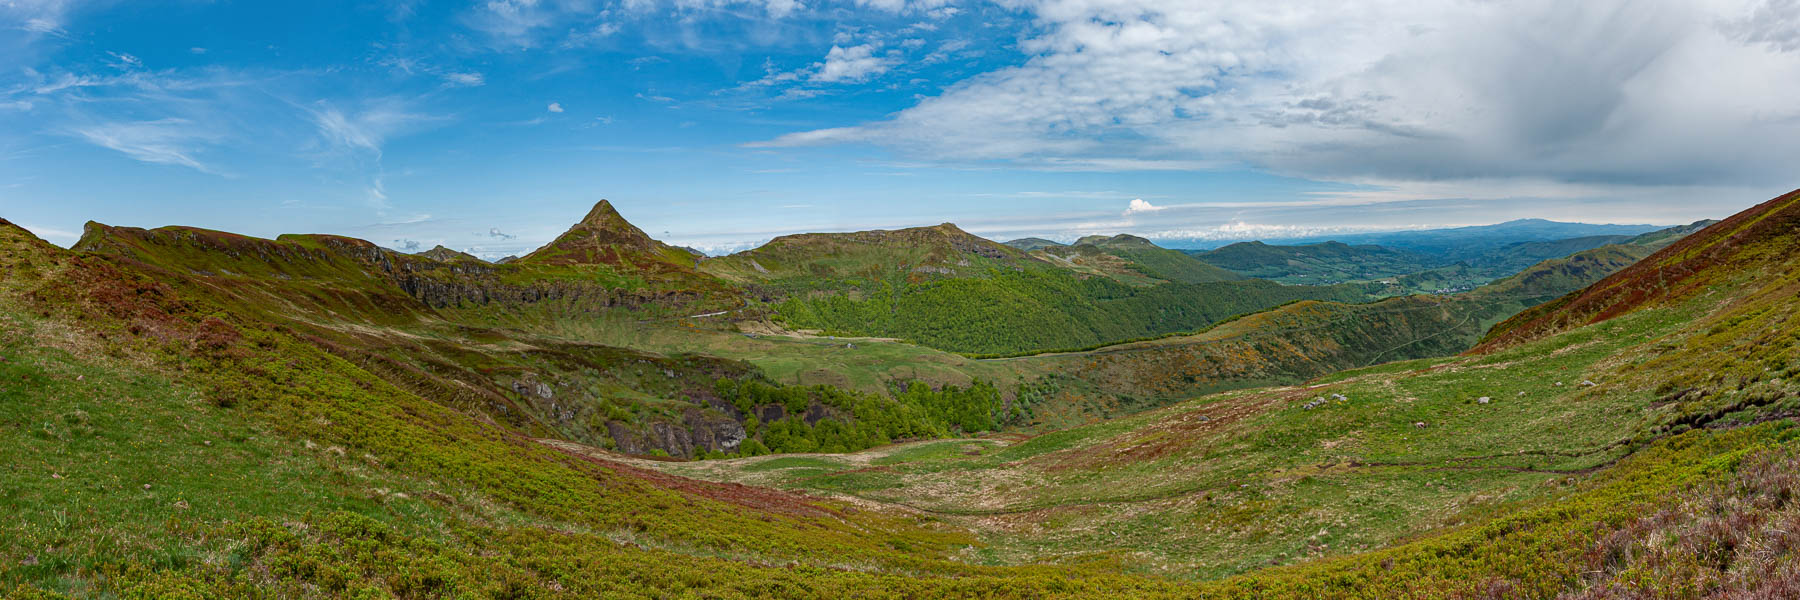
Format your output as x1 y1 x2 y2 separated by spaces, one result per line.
4 190 1797 599
710 224 1363 355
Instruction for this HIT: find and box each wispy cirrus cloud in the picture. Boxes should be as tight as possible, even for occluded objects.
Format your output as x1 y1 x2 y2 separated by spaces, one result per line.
306 99 439 158
442 71 486 87
3 0 83 35
72 118 224 174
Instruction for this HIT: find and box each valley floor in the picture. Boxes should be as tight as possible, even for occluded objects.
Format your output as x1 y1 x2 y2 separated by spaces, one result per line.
572 302 1734 579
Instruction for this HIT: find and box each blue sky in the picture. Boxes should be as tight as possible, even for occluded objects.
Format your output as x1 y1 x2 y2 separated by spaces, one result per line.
4 0 1800 257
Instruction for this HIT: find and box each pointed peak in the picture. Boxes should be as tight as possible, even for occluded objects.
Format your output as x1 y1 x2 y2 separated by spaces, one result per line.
580 199 627 227
517 199 680 266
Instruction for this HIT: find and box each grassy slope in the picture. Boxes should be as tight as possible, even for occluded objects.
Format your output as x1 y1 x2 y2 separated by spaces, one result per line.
9 285 1798 598
7 187 1800 598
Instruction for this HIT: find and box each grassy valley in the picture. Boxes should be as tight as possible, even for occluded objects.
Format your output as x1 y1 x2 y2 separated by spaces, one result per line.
4 190 1799 599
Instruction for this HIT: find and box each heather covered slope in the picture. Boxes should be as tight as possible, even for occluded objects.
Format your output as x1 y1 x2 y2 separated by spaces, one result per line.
8 186 1800 598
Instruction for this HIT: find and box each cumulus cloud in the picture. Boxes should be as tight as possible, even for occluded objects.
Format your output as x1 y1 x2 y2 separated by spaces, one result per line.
488 227 516 240
546 102 564 113
753 0 1800 193
814 44 892 82
1123 198 1162 214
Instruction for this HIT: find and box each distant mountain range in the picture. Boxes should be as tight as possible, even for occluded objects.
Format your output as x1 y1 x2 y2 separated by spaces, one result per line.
1153 218 1663 251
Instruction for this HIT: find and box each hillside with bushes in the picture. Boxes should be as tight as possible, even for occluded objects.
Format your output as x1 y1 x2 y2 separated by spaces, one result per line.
5 191 1798 598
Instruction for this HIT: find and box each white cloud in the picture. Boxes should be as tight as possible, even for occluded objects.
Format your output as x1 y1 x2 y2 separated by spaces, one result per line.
467 0 585 49
752 0 1800 194
308 100 434 157
104 51 141 70
814 44 892 82
5 0 78 34
547 102 564 112
1123 198 1162 214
